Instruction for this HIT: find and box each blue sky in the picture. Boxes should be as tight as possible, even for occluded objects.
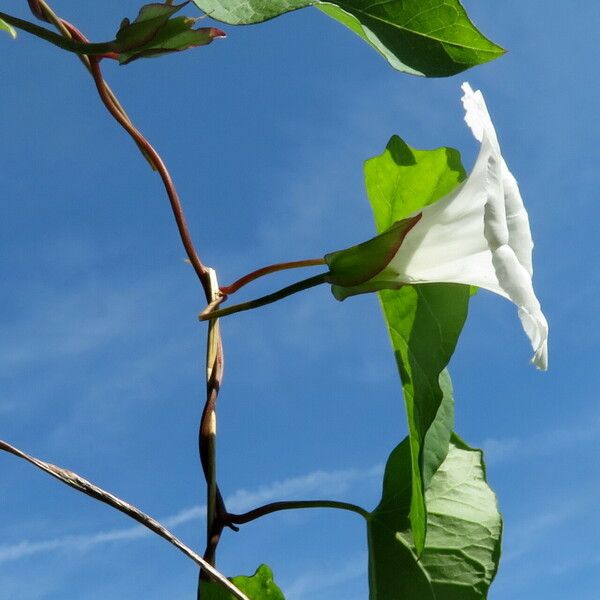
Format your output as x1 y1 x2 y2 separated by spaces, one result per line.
0 1 598 598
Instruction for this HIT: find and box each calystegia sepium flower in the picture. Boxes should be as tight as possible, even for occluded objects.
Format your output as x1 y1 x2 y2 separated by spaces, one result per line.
326 83 548 370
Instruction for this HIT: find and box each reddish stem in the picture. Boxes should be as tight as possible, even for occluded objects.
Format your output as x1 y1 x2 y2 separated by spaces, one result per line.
58 18 209 290
56 17 226 569
88 57 209 286
220 258 326 295
27 0 47 21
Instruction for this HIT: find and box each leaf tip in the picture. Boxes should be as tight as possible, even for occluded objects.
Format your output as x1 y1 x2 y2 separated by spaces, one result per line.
210 27 227 39
0 19 16 39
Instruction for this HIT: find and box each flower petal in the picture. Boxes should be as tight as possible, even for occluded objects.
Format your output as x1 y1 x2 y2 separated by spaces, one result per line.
461 82 500 151
378 84 548 368
329 84 548 368
461 82 547 369
501 162 534 277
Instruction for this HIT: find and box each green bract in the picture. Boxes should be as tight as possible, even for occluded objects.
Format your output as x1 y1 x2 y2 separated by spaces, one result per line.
192 0 504 76
325 215 421 288
200 564 285 599
325 137 467 301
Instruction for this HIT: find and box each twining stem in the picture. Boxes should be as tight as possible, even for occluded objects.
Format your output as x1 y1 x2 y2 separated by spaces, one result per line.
87 57 209 284
28 5 207 281
220 258 326 295
200 269 229 568
20 0 346 583
26 0 46 21
227 500 369 524
27 0 226 574
0 440 249 600
0 10 117 55
33 3 154 169
85 48 227 569
200 273 329 320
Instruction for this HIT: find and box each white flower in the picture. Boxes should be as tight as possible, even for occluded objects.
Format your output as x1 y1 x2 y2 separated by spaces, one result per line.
332 83 548 370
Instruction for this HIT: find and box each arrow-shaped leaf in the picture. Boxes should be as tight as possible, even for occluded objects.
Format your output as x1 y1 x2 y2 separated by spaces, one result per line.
364 135 470 553
192 0 503 76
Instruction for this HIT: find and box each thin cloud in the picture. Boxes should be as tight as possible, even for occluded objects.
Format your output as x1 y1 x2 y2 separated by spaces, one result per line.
0 464 381 565
502 501 585 563
225 464 382 514
284 554 366 600
481 407 600 466
0 281 154 371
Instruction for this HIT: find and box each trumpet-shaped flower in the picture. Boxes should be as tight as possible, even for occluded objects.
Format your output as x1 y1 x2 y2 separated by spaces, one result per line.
327 83 548 370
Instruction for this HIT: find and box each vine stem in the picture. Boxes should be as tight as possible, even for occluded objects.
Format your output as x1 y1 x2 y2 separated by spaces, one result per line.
19 1 360 587
84 58 228 568
0 440 249 600
200 269 230 568
200 273 329 320
87 57 209 285
27 0 227 574
0 10 117 54
33 0 156 167
227 500 369 524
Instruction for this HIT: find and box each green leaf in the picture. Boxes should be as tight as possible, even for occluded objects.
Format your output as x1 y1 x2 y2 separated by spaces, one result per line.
364 135 470 553
116 3 184 50
368 433 502 600
192 0 504 76
378 286 470 556
318 1 504 76
116 2 225 64
200 565 285 599
0 18 17 39
365 135 467 227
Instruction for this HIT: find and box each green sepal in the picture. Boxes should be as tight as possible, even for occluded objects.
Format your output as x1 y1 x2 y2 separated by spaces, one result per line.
0 17 16 39
324 215 421 289
199 564 285 599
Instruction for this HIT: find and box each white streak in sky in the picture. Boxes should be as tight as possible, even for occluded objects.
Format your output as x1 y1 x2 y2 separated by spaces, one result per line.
0 464 381 564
